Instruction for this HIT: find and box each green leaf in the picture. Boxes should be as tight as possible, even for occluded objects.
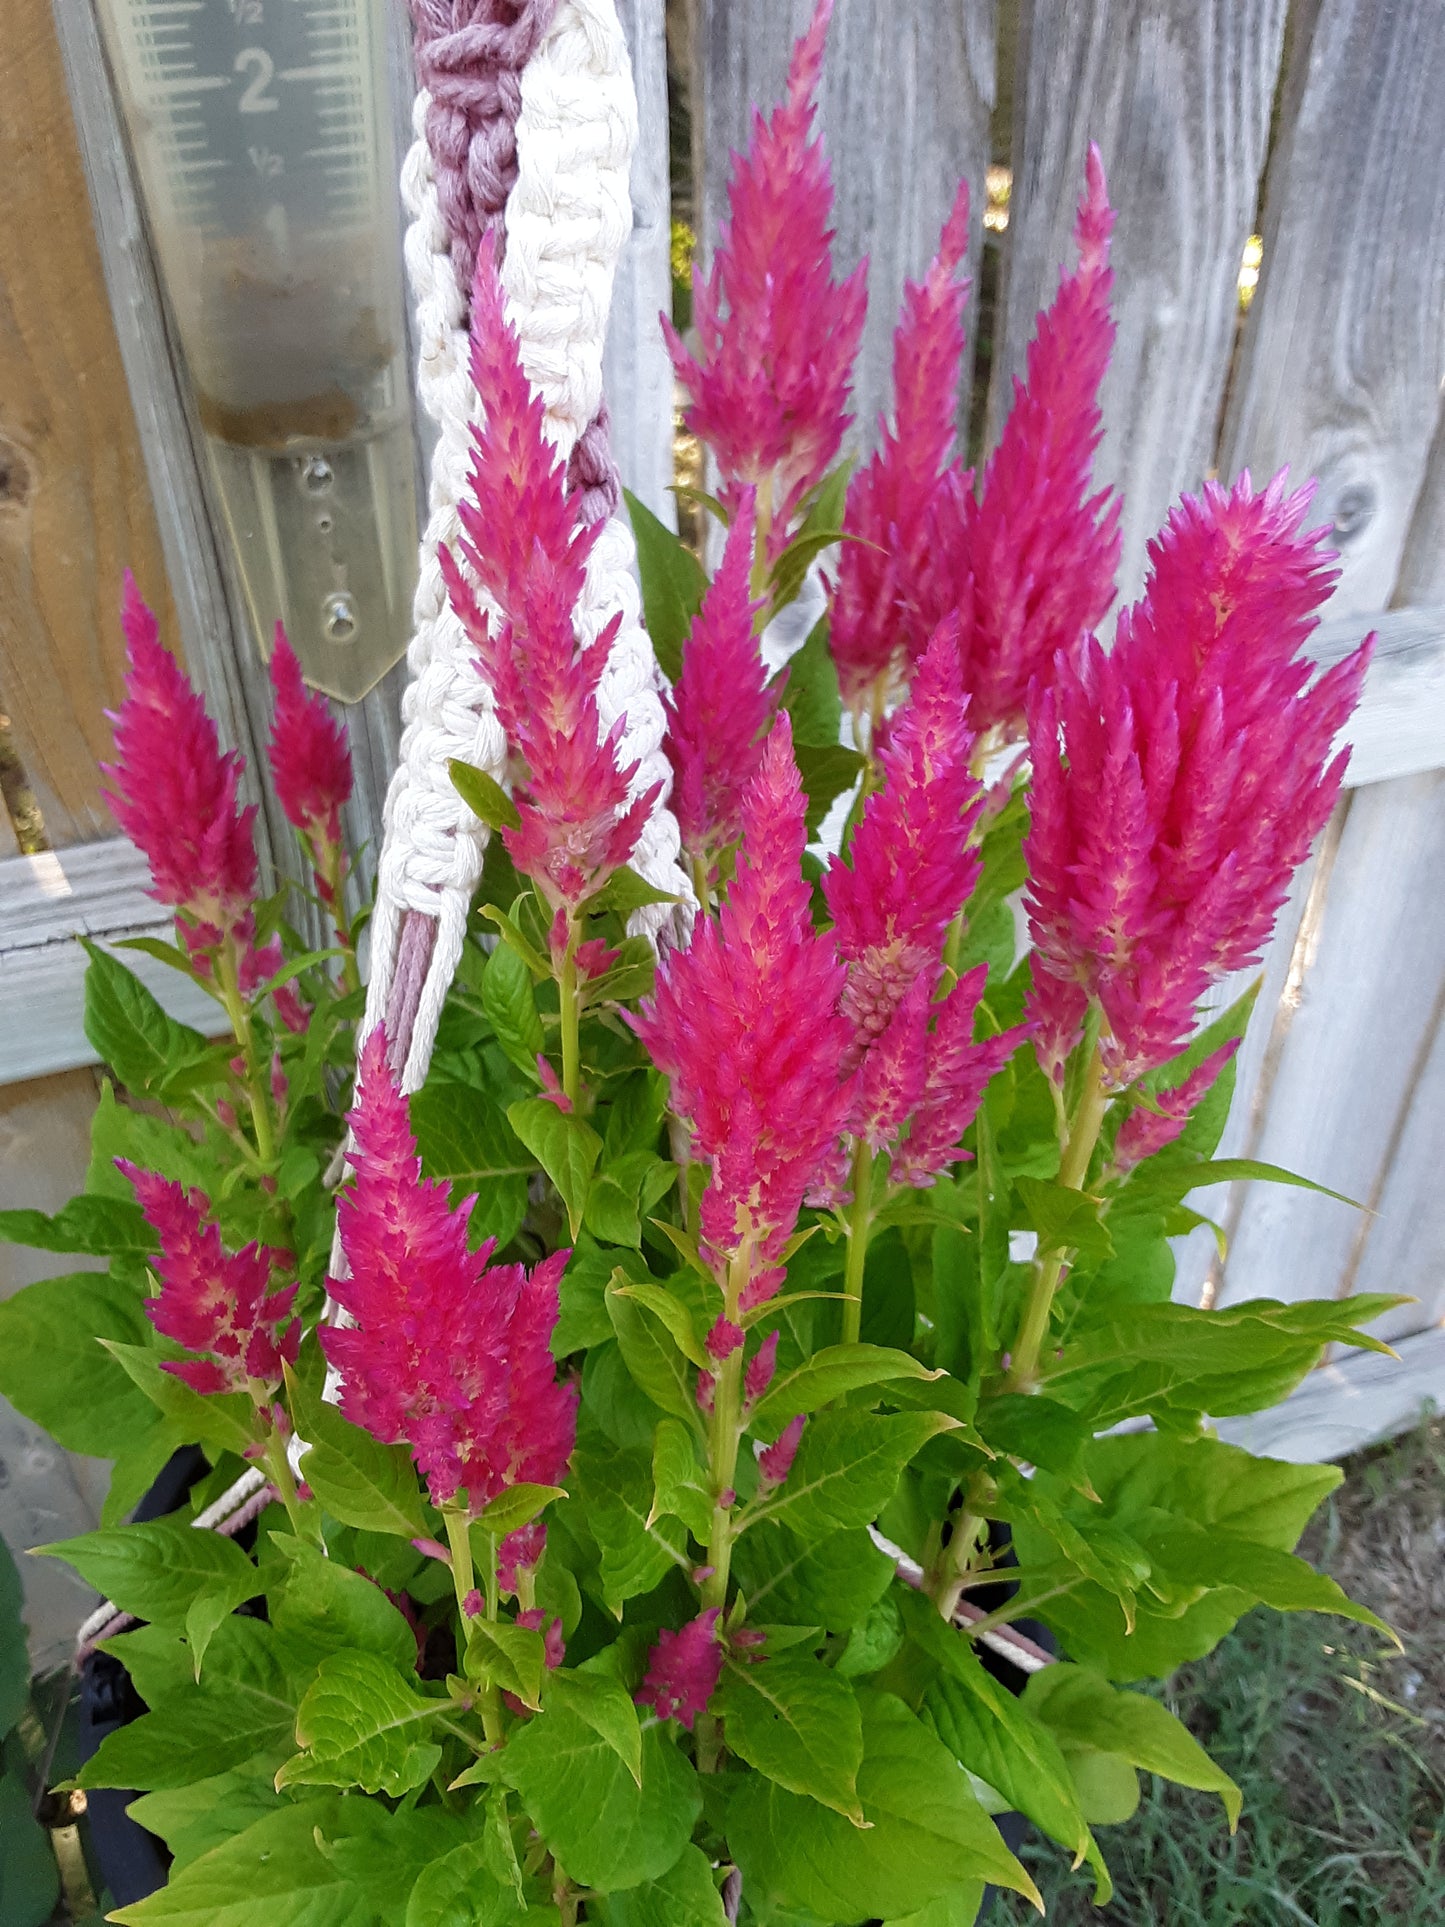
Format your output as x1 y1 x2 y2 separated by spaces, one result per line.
1025 1662 1241 1829
449 757 521 832
268 1538 419 1675
0 1771 61 1927
411 1080 533 1251
287 1362 428 1539
650 1417 713 1542
466 1617 548 1710
319 1806 476 1922
509 1098 602 1238
1130 1155 1362 1209
404 1837 510 1927
758 1409 961 1539
554 1236 629 1355
732 1525 895 1633
566 1445 690 1615
836 1591 905 1678
500 1703 702 1892
0 1193 152 1255
481 939 545 1078
104 1339 260 1460
37 1517 257 1629
81 938 212 1095
606 1280 699 1423
625 488 709 684
0 1536 28 1734
975 1394 1091 1483
107 1797 380 1927
717 1655 865 1821
794 742 866 837
752 1343 943 1430
780 615 843 748
727 1690 1040 1920
474 1482 567 1541
585 864 683 918
545 1665 644 1787
126 1765 285 1872
279 1652 443 1796
1137 1521 1397 1641
590 1843 727 1925
0 1270 160 1456
769 461 854 613
1014 1177 1114 1261
611 1277 709 1369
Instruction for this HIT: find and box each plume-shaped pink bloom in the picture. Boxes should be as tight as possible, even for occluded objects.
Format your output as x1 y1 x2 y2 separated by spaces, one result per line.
829 183 972 717
635 1609 723 1730
267 628 353 855
498 1522 547 1596
119 1161 297 1396
665 0 867 552
920 147 1119 740
634 714 852 1301
758 1414 806 1490
1113 1040 1239 1174
825 627 983 1056
1026 472 1371 1084
890 969 1022 1187
102 575 258 943
324 1030 577 1513
743 1329 779 1405
664 491 779 884
442 237 654 915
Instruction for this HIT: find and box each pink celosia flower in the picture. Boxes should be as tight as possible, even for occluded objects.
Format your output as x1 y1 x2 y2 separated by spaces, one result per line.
920 147 1119 740
1025 472 1372 1084
442 237 655 915
829 183 972 718
759 1414 806 1490
498 1522 547 1595
743 1329 779 1405
1113 1041 1240 1174
707 1317 744 1362
635 1609 723 1729
890 969 1021 1186
664 491 779 885
119 1161 297 1395
633 715 852 1302
517 1608 565 1671
664 0 867 552
324 1030 578 1513
101 574 257 943
266 628 353 856
825 627 983 1058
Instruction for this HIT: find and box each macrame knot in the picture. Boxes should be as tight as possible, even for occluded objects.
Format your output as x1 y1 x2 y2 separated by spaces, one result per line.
410 0 563 287
567 398 623 524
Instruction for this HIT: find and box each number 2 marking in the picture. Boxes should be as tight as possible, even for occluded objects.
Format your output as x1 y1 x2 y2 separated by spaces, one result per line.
235 47 279 114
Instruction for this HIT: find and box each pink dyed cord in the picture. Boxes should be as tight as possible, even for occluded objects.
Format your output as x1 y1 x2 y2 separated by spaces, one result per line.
387 0 624 1075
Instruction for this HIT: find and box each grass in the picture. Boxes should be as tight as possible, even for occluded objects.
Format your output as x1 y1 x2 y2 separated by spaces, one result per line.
991 1418 1445 1925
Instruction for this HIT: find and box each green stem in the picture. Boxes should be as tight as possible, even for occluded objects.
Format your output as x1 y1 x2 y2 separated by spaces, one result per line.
689 854 712 917
841 1141 874 1347
558 915 582 1111
749 473 775 605
318 843 362 998
260 1430 317 1544
445 1508 503 1746
1005 1041 1109 1394
962 1581 1080 1643
925 1468 993 1622
696 1247 750 1773
216 939 276 1164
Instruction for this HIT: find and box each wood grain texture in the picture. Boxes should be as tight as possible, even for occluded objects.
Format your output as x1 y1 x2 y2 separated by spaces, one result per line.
688 0 996 462
604 0 676 522
0 1068 109 1669
0 0 176 846
1216 1326 1445 1466
49 0 409 914
0 840 222 1084
1311 605 1445 789
997 0 1287 600
1220 0 1445 616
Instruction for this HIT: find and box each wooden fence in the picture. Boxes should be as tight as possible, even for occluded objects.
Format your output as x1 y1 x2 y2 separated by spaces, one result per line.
2 0 1443 1666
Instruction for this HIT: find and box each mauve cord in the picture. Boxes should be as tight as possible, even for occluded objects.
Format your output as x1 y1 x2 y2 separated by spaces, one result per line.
385 0 623 1075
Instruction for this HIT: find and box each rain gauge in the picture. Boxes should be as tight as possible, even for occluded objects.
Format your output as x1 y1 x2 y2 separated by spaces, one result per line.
95 0 419 701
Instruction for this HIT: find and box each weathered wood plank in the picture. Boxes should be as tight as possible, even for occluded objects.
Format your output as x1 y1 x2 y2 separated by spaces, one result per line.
1312 606 1445 789
0 0 176 847
604 0 676 522
0 1068 109 1668
997 0 1288 600
1219 0 1445 616
688 0 996 462
49 0 408 912
0 840 222 1083
1216 1325 1445 1466
1211 774 1445 1325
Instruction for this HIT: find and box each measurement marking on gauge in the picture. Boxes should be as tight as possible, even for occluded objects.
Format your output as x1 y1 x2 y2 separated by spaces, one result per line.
148 73 232 94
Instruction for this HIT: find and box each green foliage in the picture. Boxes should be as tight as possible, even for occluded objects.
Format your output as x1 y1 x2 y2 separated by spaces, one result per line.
624 489 709 684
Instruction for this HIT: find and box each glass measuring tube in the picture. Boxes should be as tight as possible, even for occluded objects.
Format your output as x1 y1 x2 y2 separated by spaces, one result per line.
95 0 419 702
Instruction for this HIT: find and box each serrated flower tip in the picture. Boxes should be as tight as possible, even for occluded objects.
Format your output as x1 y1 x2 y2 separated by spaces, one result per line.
1113 1040 1239 1173
635 1609 723 1730
759 1414 806 1489
324 1030 577 1513
267 627 352 847
1025 471 1370 1082
120 1161 296 1393
101 574 258 937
